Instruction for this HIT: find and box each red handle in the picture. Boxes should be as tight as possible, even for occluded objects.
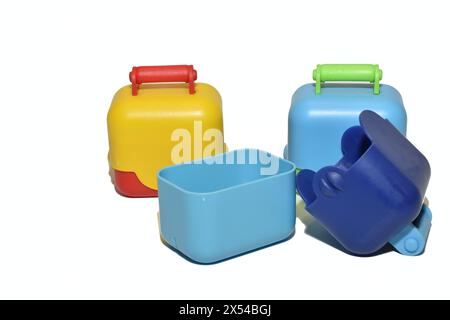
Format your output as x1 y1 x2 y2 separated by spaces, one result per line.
129 65 197 96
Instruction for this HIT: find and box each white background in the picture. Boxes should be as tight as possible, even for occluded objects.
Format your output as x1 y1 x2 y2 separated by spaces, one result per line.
0 0 449 299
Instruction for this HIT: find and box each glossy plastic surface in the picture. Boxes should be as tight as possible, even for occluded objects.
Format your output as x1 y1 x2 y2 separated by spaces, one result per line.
389 204 432 256
158 149 296 264
108 69 224 195
129 65 197 95
296 110 430 255
111 169 158 198
313 64 383 94
287 83 407 171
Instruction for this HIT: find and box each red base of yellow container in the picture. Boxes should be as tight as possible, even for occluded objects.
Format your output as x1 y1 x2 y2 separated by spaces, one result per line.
110 169 158 198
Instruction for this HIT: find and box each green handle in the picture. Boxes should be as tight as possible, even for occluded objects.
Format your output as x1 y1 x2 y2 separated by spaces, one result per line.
313 64 383 95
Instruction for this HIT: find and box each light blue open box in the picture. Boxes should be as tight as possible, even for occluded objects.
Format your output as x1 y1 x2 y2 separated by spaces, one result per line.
157 149 296 264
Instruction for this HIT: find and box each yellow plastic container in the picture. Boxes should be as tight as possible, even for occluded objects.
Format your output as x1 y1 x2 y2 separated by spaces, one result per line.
107 65 225 197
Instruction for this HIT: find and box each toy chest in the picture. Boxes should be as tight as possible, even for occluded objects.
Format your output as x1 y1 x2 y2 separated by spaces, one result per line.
157 149 296 264
108 65 225 197
286 64 407 171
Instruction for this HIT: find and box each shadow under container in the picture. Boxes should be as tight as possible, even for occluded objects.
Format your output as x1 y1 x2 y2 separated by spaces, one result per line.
157 149 296 264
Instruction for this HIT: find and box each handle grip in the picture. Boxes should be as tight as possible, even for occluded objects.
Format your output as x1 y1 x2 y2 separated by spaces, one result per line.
313 64 383 95
129 65 197 96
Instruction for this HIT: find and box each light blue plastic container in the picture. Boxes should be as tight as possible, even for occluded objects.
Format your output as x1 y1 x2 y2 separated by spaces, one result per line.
157 149 296 264
286 65 407 171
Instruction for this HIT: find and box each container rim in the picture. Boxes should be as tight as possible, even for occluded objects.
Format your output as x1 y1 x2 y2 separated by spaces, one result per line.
157 148 296 196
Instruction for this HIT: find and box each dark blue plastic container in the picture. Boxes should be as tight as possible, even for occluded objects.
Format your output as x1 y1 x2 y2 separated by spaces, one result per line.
297 110 431 255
